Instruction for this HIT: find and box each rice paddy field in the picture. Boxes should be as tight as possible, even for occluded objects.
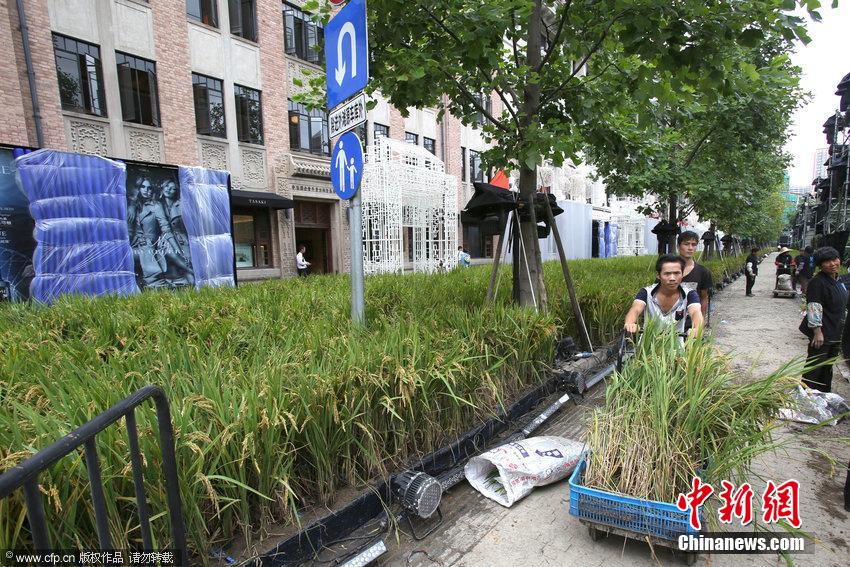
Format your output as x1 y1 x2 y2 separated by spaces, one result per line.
0 253 752 555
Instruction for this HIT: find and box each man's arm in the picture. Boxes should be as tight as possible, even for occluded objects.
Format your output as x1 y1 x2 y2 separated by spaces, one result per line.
698 289 709 317
699 267 713 317
687 303 704 336
624 299 645 334
806 279 824 348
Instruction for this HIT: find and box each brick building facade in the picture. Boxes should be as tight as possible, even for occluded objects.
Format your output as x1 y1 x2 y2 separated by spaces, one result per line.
1 0 496 279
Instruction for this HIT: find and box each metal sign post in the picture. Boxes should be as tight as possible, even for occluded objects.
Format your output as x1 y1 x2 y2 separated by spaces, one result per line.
349 190 365 325
326 0 370 327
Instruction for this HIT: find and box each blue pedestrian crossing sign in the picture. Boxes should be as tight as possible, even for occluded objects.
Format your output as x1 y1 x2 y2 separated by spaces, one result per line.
331 132 364 200
325 0 369 110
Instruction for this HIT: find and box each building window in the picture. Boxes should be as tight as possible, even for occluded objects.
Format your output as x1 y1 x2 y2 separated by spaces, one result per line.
283 2 323 64
187 0 219 27
52 34 107 117
461 147 467 181
374 122 389 140
234 84 263 144
472 92 492 127
405 132 418 145
229 0 256 41
233 209 272 268
192 73 226 138
354 121 369 147
288 101 330 156
116 52 160 127
469 149 483 182
423 137 436 155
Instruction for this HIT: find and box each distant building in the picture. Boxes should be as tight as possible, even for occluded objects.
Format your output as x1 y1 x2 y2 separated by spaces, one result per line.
813 147 830 179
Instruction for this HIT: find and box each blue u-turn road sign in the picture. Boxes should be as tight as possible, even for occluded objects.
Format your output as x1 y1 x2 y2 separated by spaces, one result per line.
325 0 369 110
331 132 364 200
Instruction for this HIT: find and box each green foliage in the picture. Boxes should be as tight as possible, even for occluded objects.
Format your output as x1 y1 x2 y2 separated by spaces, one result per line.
360 0 812 176
585 28 806 240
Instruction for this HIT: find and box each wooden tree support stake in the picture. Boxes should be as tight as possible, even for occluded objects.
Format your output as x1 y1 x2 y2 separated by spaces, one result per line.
543 197 593 351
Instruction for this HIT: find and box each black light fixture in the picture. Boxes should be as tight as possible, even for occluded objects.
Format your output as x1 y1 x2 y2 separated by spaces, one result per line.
391 470 443 540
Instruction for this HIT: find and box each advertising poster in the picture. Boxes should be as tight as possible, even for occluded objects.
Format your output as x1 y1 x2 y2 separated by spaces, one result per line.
0 148 35 302
125 163 195 289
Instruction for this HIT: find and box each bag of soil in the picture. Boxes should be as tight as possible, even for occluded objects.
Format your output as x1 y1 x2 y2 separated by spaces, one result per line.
465 436 584 507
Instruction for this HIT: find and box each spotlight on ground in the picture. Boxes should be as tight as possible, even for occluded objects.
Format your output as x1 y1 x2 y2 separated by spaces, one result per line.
391 470 443 539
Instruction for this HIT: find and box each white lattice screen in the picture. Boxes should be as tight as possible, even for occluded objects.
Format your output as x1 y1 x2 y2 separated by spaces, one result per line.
360 136 458 274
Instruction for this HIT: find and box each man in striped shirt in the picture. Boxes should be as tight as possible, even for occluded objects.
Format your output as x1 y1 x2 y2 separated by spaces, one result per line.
624 254 704 337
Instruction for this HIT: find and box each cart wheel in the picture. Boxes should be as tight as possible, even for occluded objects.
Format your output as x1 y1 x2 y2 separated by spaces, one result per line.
684 552 697 565
587 524 599 541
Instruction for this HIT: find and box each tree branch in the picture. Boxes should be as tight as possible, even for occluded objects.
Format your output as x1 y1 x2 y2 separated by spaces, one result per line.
416 1 521 129
537 12 626 111
683 125 718 169
438 68 511 133
510 10 521 69
536 0 572 72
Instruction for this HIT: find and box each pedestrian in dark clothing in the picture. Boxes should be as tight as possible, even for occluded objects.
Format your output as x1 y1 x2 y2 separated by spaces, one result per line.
745 247 759 296
799 247 847 393
794 246 815 296
677 231 713 326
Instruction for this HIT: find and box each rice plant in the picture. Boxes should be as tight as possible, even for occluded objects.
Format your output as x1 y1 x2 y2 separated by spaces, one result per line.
0 253 752 556
584 321 803 505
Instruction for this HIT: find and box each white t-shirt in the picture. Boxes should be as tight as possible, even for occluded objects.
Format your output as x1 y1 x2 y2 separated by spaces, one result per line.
296 252 309 269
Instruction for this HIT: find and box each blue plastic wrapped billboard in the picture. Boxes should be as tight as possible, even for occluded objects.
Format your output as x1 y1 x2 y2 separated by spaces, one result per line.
11 149 235 304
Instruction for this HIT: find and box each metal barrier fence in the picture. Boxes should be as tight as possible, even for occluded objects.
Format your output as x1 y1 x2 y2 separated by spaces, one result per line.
0 385 186 558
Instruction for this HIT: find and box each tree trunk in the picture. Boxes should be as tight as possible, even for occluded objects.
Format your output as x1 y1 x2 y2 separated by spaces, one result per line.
516 168 547 309
512 0 548 310
667 192 678 253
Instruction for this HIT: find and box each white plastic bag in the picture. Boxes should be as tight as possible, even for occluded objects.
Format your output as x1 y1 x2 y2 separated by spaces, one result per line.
465 436 584 507
778 385 850 426
776 274 793 291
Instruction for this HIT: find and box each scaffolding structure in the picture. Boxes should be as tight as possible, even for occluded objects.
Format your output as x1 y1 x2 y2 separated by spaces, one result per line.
360 136 458 274
820 110 850 236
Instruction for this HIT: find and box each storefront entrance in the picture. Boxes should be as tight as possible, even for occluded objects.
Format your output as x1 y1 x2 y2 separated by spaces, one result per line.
294 200 333 274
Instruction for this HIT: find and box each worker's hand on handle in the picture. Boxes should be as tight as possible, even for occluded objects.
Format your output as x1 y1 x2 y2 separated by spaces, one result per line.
624 322 639 334
811 328 824 349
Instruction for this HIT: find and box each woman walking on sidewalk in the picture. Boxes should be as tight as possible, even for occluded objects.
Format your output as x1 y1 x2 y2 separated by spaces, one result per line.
799 246 847 392
745 247 759 296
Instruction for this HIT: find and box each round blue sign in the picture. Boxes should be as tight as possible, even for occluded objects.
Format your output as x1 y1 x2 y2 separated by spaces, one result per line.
331 132 364 200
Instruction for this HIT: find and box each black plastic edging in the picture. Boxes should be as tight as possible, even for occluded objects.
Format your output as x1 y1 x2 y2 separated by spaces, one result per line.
257 369 574 566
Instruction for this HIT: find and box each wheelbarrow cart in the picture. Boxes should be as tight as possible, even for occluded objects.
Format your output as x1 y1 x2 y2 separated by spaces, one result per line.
773 266 796 298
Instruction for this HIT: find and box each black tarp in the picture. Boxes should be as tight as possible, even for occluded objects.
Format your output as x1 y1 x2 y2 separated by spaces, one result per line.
461 182 517 221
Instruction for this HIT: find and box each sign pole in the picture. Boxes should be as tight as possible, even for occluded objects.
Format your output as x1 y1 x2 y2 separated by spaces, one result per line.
326 0 369 327
350 190 365 325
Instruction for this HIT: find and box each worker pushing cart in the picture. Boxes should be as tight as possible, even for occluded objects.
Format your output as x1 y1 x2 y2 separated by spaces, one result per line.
774 247 797 298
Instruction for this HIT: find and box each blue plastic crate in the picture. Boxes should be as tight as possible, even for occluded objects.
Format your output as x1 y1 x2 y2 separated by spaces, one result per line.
569 458 701 541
